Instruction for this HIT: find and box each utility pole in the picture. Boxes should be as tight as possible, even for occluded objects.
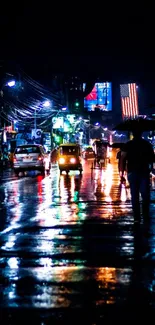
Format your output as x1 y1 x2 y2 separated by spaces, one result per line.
88 115 90 145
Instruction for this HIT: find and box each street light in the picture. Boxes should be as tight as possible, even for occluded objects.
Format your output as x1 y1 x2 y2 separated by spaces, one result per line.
7 80 16 87
43 100 50 107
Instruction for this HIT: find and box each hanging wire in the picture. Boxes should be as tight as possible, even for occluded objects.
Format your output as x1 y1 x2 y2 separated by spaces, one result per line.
0 67 65 127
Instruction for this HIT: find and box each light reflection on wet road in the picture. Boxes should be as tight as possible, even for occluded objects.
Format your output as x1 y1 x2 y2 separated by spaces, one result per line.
1 149 155 322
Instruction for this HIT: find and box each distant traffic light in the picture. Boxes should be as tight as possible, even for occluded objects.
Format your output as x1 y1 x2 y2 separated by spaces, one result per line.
70 99 82 113
73 100 80 112
75 101 80 107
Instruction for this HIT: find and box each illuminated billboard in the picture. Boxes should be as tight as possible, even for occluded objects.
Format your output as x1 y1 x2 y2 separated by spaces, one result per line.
52 115 76 132
83 82 112 111
120 83 139 119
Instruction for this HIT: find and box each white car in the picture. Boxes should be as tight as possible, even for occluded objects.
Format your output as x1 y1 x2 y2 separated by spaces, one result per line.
13 144 51 176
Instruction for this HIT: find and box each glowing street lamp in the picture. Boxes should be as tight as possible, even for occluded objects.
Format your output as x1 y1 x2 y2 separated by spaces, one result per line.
7 80 16 87
43 100 50 107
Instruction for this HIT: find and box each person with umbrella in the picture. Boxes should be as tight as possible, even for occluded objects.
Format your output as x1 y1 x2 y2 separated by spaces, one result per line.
120 128 154 222
116 144 126 183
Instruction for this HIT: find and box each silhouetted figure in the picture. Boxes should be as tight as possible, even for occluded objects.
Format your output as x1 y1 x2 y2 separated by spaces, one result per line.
51 148 58 163
116 148 126 183
121 130 154 222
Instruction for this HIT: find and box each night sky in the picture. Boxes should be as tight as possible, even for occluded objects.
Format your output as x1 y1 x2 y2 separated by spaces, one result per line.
0 6 155 114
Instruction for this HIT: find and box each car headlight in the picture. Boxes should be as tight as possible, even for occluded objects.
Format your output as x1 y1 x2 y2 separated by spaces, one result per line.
59 157 65 164
70 158 76 163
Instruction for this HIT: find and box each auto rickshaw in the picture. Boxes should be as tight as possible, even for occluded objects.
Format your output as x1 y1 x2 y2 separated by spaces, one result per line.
58 143 83 175
93 140 110 168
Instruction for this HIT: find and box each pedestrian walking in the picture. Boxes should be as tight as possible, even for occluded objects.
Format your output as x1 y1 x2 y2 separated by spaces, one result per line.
116 148 126 183
120 130 154 222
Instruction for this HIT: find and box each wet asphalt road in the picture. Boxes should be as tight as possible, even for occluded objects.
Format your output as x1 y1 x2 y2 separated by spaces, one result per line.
1 149 155 323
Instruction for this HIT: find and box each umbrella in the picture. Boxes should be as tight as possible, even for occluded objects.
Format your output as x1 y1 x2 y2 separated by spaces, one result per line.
113 118 155 132
110 142 126 149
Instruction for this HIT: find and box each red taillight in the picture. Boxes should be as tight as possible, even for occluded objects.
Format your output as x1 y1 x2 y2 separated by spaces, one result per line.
13 155 17 163
38 155 43 161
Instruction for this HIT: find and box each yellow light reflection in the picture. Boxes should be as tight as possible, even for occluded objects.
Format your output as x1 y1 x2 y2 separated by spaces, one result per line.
109 149 112 158
95 266 132 305
96 267 116 282
94 168 100 194
59 174 80 203
104 163 113 198
93 164 113 202
59 204 69 220
34 265 85 283
70 175 75 198
120 184 127 202
95 267 117 305
71 203 78 212
59 175 65 201
100 169 105 192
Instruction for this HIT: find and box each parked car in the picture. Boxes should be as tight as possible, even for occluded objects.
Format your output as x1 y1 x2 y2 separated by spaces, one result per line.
13 144 51 176
82 147 95 159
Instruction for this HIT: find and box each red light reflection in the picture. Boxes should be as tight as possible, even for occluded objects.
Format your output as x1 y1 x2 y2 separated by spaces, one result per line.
37 176 43 204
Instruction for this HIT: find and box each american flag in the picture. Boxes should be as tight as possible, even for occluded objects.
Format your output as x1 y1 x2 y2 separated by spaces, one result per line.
120 83 139 119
